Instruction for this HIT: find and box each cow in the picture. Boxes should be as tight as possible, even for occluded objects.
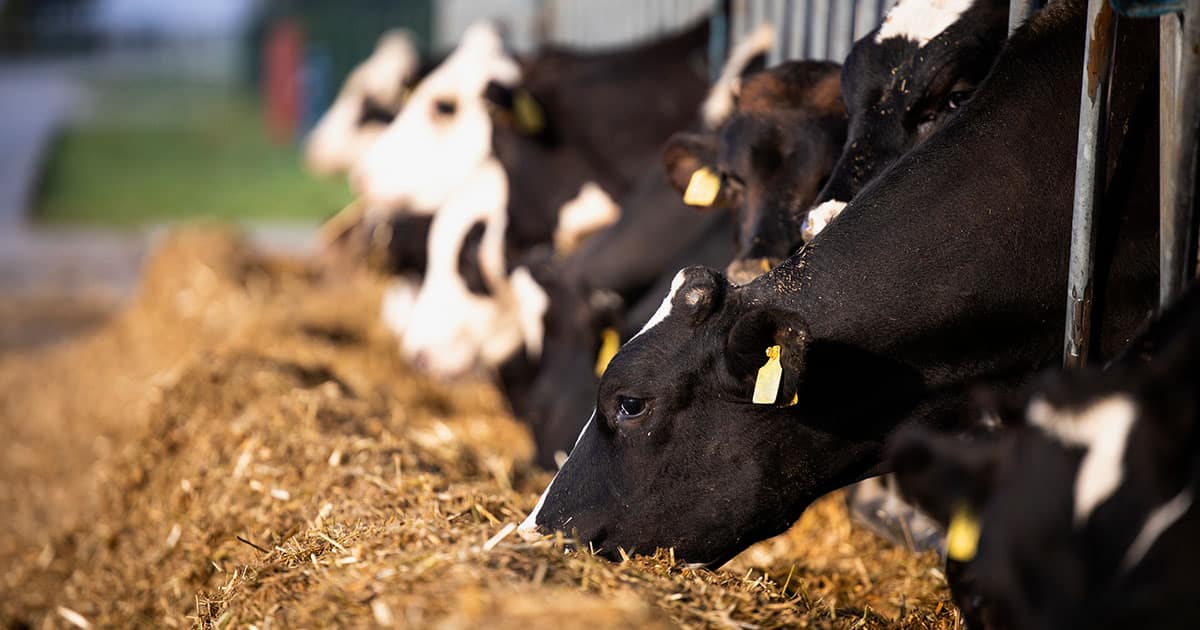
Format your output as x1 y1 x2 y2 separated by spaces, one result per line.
519 0 1161 569
305 30 424 178
663 0 1006 548
799 0 1010 550
890 284 1200 629
350 20 713 377
662 61 846 284
804 0 1009 242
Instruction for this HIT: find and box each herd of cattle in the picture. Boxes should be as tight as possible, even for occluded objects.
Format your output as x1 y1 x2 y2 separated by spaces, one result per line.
302 0 1199 627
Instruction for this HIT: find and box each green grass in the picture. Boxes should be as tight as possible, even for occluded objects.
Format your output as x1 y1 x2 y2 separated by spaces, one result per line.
35 81 351 225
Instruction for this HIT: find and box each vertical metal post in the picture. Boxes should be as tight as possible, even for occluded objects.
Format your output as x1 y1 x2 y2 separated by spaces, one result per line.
1165 0 1200 299
1008 0 1036 36
709 0 733 82
1063 0 1117 368
1160 12 1183 305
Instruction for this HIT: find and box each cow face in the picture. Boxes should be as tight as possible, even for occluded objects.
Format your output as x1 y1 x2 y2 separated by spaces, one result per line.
519 266 889 565
807 0 1007 233
305 31 421 177
892 351 1200 629
664 63 846 284
352 22 523 214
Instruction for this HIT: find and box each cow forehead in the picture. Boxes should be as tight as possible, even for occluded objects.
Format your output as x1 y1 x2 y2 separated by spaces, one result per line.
874 0 974 47
348 31 419 103
1027 395 1138 525
417 22 520 101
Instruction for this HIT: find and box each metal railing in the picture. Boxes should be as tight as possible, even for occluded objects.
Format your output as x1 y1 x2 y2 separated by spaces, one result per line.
1064 0 1200 368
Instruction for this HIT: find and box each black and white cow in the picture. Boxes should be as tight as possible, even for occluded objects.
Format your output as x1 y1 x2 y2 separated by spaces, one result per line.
804 0 1009 240
520 0 1161 566
890 284 1200 629
353 21 712 377
662 60 846 283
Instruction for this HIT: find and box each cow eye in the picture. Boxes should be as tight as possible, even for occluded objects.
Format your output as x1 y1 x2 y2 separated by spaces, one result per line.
434 98 458 118
616 396 648 421
946 90 973 110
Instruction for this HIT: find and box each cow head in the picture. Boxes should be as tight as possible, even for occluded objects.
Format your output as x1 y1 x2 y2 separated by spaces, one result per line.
305 30 421 178
663 62 846 284
806 0 1007 238
519 266 905 564
891 300 1200 629
351 22 528 214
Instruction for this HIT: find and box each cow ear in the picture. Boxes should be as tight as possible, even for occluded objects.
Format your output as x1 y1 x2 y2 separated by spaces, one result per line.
725 307 809 406
484 81 555 142
662 132 729 210
888 427 1004 543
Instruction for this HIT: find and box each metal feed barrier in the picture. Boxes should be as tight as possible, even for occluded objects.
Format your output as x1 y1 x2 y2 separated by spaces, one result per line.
1063 0 1200 367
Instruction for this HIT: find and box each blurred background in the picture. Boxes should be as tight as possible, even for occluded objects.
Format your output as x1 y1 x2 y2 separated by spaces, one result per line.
0 0 880 352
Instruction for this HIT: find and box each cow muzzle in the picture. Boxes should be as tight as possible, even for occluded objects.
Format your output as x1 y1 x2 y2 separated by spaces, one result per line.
725 257 780 285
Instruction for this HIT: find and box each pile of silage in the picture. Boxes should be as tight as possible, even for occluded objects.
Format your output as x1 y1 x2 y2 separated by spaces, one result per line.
0 229 960 629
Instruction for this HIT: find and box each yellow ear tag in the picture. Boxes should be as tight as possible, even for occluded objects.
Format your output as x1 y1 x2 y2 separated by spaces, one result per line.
947 505 982 562
752 345 783 405
513 89 545 135
683 167 721 207
595 328 620 377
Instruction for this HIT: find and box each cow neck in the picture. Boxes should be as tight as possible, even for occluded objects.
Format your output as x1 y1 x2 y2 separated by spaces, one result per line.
755 0 1157 407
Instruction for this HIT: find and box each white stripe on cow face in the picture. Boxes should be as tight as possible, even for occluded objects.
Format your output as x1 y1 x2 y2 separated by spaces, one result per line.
353 22 521 214
874 0 974 47
803 199 848 242
701 23 775 129
380 276 420 338
518 410 596 541
510 266 550 359
305 31 419 177
631 270 688 341
1121 488 1193 571
1027 395 1137 525
553 182 621 255
401 158 523 377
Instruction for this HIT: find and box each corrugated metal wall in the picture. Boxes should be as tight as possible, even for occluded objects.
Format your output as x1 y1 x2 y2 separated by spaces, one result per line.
434 0 899 64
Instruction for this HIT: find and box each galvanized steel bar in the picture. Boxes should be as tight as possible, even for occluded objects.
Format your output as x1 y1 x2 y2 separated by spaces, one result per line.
1063 0 1117 368
1008 0 1036 35
1160 12 1183 305
1164 0 1200 300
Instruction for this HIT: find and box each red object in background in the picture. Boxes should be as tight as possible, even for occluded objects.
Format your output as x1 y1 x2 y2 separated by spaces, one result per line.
263 18 304 145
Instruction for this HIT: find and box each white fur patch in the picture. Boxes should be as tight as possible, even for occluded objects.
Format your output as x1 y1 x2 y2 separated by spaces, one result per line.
632 270 687 340
518 411 595 541
702 23 776 129
803 199 848 242
1122 489 1193 571
553 182 621 255
401 158 523 376
874 0 974 47
509 266 551 359
1028 396 1138 525
380 277 420 337
305 31 419 177
353 21 521 213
